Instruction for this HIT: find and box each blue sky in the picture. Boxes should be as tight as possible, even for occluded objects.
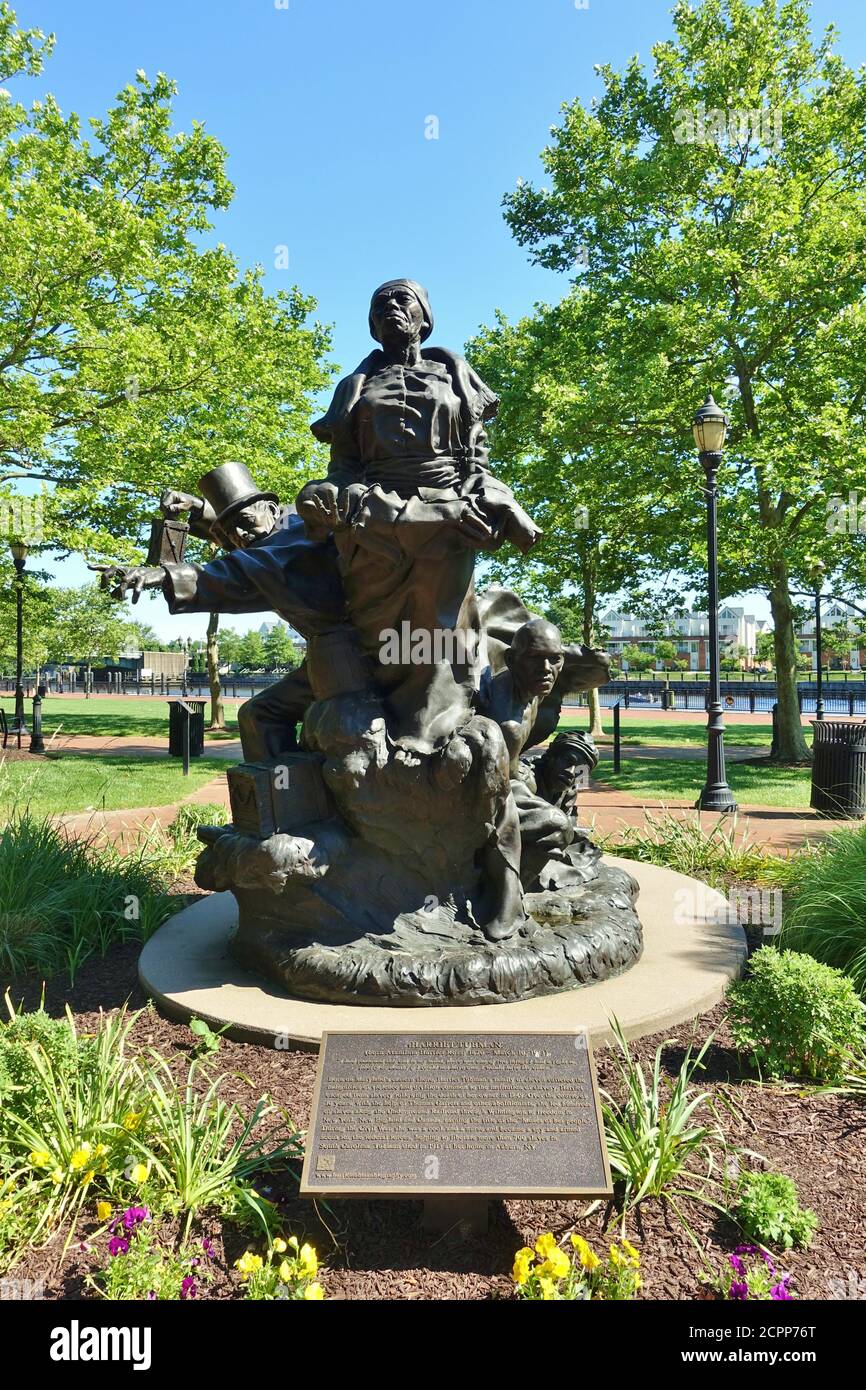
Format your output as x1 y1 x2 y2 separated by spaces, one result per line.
12 0 866 641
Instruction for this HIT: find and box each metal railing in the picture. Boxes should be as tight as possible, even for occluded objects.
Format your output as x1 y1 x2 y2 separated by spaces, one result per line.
571 681 866 716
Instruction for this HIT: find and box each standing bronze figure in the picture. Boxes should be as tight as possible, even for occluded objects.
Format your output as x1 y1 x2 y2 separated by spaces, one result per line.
105 280 642 1004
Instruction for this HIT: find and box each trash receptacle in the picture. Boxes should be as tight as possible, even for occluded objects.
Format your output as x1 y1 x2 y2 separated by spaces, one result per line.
166 698 207 759
810 719 866 817
661 688 674 710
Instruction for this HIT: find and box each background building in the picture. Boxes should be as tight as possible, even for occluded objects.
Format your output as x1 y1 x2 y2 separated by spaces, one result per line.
600 607 763 671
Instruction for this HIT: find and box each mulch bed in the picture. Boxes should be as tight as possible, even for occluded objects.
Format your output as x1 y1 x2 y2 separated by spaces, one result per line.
3 906 865 1302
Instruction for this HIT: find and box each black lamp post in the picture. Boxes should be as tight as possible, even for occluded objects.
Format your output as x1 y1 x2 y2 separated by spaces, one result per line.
10 539 28 746
181 638 189 698
693 393 738 813
808 559 825 721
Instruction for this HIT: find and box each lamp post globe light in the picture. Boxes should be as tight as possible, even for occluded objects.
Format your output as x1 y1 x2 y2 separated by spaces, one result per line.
9 539 28 745
807 557 826 721
693 393 738 814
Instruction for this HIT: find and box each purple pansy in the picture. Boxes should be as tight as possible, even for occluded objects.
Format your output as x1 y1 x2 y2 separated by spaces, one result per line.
122 1205 151 1231
108 1236 130 1257
180 1276 197 1300
728 1281 749 1300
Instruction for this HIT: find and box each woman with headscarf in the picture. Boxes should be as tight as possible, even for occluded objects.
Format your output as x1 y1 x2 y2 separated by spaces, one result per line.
297 278 540 752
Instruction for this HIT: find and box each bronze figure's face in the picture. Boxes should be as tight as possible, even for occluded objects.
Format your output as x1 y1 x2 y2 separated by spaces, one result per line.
539 749 585 807
511 620 565 700
369 283 426 349
225 500 279 549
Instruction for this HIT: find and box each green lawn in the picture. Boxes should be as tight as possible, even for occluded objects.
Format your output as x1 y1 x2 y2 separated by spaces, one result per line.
0 695 240 741
558 715 777 749
0 753 229 820
591 757 812 808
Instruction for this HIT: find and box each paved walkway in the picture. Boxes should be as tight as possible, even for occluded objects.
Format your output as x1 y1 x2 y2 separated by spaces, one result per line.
595 743 764 763
38 713 855 856
32 731 242 760
53 773 231 850
578 782 857 852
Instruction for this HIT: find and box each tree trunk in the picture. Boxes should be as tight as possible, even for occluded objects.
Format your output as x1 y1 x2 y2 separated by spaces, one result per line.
768 561 810 763
206 611 225 731
581 555 604 738
85 661 91 699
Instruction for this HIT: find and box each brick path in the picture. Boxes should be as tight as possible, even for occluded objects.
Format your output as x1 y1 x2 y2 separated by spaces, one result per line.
41 710 860 855
53 773 231 850
578 783 858 852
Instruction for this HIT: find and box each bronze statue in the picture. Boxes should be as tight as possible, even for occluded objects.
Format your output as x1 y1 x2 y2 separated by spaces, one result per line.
104 280 642 1004
296 279 541 753
101 462 343 761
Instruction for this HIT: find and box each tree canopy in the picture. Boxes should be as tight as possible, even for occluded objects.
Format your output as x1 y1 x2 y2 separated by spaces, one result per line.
471 0 866 761
0 3 334 561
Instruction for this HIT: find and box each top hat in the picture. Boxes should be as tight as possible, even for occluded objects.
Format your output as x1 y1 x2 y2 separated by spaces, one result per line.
197 462 278 524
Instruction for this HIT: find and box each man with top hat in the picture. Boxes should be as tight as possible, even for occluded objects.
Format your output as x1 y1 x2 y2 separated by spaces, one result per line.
101 461 347 762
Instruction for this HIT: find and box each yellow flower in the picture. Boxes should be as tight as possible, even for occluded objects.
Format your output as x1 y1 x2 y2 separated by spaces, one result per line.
50 1168 64 1185
570 1234 600 1272
0 1198 12 1213
29 1149 51 1168
538 1248 571 1281
304 1282 325 1300
298 1244 318 1277
534 1232 558 1260
538 1276 558 1301
69 1144 92 1171
621 1238 640 1265
81 1169 96 1185
234 1251 263 1279
96 1201 112 1222
634 1273 643 1290
278 1260 293 1284
512 1248 534 1286
610 1244 623 1267
272 1238 287 1253
122 1112 143 1132
129 1162 150 1185
288 1235 299 1250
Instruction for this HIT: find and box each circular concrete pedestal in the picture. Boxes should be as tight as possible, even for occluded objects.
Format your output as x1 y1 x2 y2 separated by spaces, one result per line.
139 857 745 1049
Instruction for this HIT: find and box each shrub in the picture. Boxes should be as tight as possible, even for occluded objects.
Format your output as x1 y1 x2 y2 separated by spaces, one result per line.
513 1233 641 1301
781 824 866 995
727 947 865 1081
601 1017 727 1216
130 1054 302 1236
732 1173 818 1251
0 1005 149 1259
598 811 782 891
0 1004 303 1265
164 803 229 875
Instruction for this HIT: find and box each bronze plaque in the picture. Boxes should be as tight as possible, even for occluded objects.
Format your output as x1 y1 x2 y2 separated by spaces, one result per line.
300 1031 612 1198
